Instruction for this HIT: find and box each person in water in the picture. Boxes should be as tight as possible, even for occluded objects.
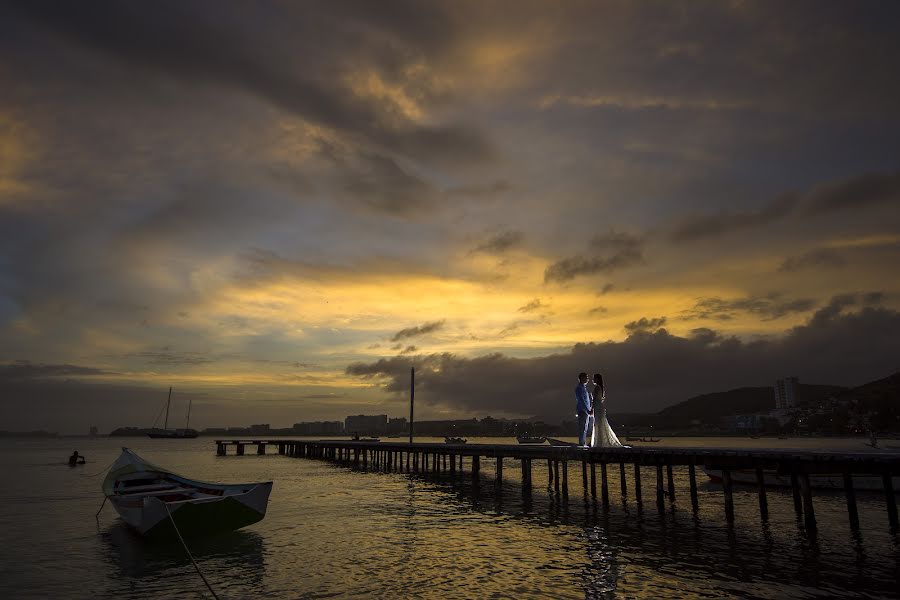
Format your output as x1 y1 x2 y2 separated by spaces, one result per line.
575 372 592 447
68 451 86 466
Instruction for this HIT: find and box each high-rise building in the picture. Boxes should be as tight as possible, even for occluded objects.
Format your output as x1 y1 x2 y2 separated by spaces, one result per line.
345 414 388 435
774 377 799 409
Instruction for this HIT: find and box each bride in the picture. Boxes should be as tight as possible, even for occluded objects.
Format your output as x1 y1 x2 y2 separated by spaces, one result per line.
589 373 623 447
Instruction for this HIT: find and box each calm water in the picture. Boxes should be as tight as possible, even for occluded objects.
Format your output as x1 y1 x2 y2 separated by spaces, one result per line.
1 436 898 599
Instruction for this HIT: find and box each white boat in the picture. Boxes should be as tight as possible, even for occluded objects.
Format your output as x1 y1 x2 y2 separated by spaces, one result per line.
103 448 273 538
147 387 199 439
703 467 900 491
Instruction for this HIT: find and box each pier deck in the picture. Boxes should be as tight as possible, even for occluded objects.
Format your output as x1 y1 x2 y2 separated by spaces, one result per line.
215 439 900 533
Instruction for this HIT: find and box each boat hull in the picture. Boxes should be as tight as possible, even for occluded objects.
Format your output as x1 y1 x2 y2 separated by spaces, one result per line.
104 448 272 538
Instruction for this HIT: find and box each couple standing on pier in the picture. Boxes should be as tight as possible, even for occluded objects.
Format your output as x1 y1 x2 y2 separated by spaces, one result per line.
575 372 623 448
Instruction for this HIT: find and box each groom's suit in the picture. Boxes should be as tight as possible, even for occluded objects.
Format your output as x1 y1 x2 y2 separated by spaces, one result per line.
575 382 592 446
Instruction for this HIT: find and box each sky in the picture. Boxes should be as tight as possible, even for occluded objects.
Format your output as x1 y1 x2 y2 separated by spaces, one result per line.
1 1 899 433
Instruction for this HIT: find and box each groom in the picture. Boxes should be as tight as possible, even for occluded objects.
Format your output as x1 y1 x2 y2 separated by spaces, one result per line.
575 372 593 447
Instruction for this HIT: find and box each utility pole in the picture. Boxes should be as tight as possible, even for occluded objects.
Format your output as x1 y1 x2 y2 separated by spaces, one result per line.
409 367 415 444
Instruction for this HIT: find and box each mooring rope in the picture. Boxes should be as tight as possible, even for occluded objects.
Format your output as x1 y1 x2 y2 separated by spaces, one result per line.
81 458 118 478
164 502 222 600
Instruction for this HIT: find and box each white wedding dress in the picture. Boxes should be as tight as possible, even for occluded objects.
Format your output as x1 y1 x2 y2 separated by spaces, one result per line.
590 394 623 448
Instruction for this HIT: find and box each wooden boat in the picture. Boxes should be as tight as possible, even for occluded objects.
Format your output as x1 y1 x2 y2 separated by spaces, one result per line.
147 387 199 439
102 448 272 538
516 435 546 444
444 436 467 444
703 466 900 491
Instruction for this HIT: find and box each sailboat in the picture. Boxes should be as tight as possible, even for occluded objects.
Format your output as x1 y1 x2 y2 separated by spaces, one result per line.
147 387 199 439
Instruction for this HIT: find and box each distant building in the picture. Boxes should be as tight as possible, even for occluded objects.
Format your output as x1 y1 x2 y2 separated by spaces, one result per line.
292 421 344 435
345 414 388 435
387 417 408 434
249 423 271 435
774 377 799 409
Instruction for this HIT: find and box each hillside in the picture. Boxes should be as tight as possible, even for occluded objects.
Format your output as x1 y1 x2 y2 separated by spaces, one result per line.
618 383 847 428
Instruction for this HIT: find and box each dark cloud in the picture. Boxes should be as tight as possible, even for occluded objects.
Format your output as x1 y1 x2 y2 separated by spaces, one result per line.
588 306 608 315
346 301 900 418
340 152 438 216
124 350 214 366
624 317 667 333
390 320 445 342
448 180 512 197
670 170 900 242
682 294 816 321
0 360 108 381
599 284 615 295
803 171 900 216
400 345 418 354
472 230 523 254
517 299 544 313
778 248 846 272
670 193 799 242
545 231 644 283
4 0 491 165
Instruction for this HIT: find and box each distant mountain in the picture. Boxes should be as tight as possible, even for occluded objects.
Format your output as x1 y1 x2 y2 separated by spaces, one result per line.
836 371 900 429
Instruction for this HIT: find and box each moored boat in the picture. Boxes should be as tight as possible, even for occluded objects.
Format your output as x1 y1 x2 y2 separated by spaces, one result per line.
516 435 546 444
703 466 900 491
103 448 273 538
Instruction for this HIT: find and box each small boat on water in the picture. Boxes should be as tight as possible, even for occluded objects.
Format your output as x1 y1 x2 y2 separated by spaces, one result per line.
516 435 546 444
444 436 467 444
102 448 272 538
703 467 900 491
147 387 198 439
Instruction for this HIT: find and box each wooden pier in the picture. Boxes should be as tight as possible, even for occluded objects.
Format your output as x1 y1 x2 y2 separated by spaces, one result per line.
215 439 900 533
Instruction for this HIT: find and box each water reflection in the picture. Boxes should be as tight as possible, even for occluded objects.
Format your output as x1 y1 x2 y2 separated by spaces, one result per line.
99 522 266 597
402 464 899 599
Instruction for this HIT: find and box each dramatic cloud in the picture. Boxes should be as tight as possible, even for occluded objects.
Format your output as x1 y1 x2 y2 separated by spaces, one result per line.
681 294 816 321
670 170 900 242
517 299 544 313
0 361 108 381
472 230 524 255
2 2 900 431
347 302 900 418
624 317 667 333
545 232 644 283
778 248 846 272
390 320 446 342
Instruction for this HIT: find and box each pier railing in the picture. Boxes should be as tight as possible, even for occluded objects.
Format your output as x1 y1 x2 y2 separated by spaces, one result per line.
214 439 900 533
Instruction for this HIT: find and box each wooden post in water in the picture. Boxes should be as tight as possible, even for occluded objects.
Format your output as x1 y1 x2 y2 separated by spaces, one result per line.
790 472 803 518
217 442 226 456
666 462 676 501
634 464 642 506
590 461 597 499
521 458 531 491
547 459 554 488
236 443 245 456
722 469 735 524
656 464 665 513
620 463 627 497
553 461 560 495
472 455 480 481
495 456 503 486
600 462 609 508
843 471 859 530
561 461 568 497
582 461 588 495
883 474 899 533
756 468 769 520
799 474 816 530
688 462 699 513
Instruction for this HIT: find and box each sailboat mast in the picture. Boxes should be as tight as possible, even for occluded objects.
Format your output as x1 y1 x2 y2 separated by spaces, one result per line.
164 387 171 430
185 396 192 430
